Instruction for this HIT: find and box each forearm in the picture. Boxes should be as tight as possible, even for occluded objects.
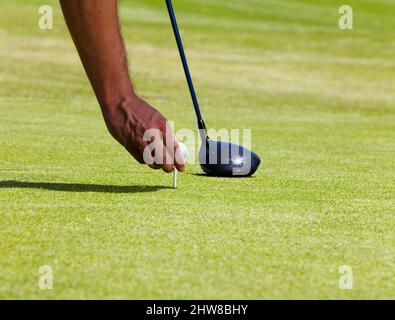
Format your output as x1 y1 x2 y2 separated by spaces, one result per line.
60 0 185 172
60 0 134 110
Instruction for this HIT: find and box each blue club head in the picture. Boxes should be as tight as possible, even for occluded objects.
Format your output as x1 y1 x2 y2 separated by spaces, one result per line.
199 140 261 177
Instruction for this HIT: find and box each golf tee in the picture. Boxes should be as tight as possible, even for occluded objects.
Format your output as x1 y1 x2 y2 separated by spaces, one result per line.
173 169 177 189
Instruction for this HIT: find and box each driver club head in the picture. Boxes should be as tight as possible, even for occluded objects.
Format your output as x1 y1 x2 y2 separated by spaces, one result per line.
166 0 261 178
199 140 261 177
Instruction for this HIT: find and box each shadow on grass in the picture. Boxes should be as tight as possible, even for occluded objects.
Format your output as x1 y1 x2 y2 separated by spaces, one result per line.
0 180 170 194
192 173 256 179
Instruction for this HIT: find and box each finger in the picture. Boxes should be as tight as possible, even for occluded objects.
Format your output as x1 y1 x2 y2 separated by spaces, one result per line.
162 147 174 173
160 122 176 167
141 143 161 170
152 136 174 173
142 141 155 166
160 131 177 173
174 142 186 172
161 129 186 172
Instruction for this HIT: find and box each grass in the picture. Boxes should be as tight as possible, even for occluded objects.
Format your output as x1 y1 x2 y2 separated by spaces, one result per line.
0 0 394 299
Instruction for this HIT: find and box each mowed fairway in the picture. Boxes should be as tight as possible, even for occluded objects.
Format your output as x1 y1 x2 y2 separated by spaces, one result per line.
0 0 394 299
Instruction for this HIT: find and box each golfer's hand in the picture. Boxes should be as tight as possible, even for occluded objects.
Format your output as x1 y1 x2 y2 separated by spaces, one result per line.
60 1 185 172
102 96 186 173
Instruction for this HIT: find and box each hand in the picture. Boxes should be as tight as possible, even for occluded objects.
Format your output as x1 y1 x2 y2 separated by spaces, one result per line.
101 96 186 173
60 1 185 173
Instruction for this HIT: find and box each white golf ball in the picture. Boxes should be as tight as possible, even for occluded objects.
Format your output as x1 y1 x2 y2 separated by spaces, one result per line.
178 142 189 162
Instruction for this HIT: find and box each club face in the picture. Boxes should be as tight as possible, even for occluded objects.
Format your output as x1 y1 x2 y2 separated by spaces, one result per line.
199 140 261 177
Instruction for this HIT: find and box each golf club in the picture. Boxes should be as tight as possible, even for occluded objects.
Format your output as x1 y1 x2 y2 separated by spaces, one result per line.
165 0 261 176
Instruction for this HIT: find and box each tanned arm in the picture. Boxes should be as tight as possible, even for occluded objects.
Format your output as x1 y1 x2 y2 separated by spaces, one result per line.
60 0 185 172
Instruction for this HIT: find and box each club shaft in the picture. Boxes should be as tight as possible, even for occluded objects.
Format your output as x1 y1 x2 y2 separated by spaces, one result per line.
165 0 207 132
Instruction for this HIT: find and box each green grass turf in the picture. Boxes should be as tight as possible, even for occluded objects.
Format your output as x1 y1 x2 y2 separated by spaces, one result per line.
0 0 394 299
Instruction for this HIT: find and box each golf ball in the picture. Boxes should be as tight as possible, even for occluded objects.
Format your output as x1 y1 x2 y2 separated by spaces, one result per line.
178 142 189 162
